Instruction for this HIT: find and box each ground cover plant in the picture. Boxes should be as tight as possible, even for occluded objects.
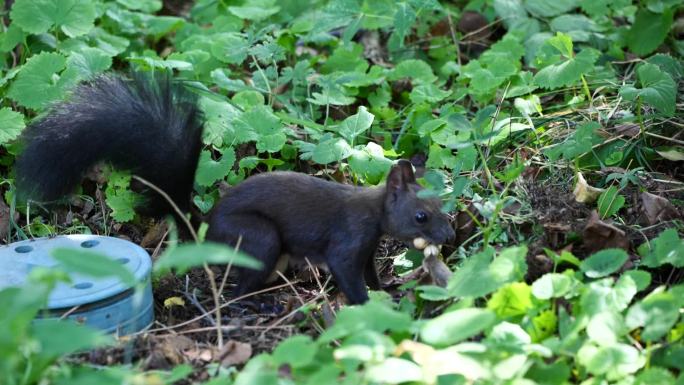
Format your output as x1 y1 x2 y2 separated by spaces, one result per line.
0 0 683 384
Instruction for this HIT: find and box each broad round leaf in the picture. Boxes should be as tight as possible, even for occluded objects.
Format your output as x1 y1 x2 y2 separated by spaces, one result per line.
421 308 497 346
580 248 628 278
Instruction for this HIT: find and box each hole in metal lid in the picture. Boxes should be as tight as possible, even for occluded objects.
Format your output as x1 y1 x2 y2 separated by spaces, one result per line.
80 240 99 248
15 245 33 253
74 282 93 290
116 257 130 264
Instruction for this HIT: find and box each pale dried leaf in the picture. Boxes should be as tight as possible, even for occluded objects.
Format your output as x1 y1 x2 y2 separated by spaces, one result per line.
582 211 630 254
219 340 253 367
641 192 679 225
573 172 604 203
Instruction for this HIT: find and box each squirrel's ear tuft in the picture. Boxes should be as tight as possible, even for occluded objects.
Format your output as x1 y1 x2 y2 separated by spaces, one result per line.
387 160 416 190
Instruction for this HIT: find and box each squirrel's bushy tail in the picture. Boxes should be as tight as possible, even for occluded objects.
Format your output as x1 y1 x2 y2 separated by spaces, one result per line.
15 72 203 211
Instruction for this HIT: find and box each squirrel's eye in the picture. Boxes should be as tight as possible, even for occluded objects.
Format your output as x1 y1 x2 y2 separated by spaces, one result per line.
415 211 428 224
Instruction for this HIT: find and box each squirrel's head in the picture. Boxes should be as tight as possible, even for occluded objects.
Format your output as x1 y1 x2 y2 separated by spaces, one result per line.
382 160 455 246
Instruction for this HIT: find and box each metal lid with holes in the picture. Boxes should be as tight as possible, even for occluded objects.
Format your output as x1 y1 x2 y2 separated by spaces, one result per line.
0 234 152 309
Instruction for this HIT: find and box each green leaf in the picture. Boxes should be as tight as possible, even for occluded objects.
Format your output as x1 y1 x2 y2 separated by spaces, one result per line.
233 106 285 153
636 367 676 385
388 59 437 84
487 282 533 317
448 246 527 298
337 106 374 145
228 0 280 21
581 249 629 278
7 52 79 110
420 308 497 346
0 107 25 145
409 83 451 104
11 0 97 37
104 170 141 223
32 320 112 357
577 343 644 377
534 46 599 89
586 311 624 346
597 186 625 218
320 299 412 342
116 0 162 12
623 270 652 291
626 291 680 341
320 43 368 74
348 142 393 185
51 248 136 287
154 243 262 276
628 9 674 56
524 0 577 17
532 273 573 299
365 358 423 384
640 228 684 268
66 48 113 80
272 335 317 369
619 63 676 116
195 149 236 187
581 277 637 316
210 33 249 64
312 135 353 164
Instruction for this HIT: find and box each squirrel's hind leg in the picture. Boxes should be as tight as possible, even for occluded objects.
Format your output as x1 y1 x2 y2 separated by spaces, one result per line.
206 213 282 298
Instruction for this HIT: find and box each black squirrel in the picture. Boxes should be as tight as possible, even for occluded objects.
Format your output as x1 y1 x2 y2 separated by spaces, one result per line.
15 73 455 304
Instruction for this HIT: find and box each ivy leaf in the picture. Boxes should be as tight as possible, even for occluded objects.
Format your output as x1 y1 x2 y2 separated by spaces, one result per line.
195 149 236 187
155 243 262 276
348 142 393 185
7 52 79 110
66 48 113 80
0 107 25 145
10 0 96 37
532 273 573 299
392 2 416 47
51 248 136 287
320 43 368 74
534 46 599 89
639 228 684 268
272 335 317 369
487 282 533 318
420 308 497 346
228 0 280 21
232 106 285 153
627 9 674 56
626 291 680 341
312 135 353 164
524 0 577 17
619 63 676 116
581 249 629 278
597 186 625 219
409 83 451 104
388 59 437 84
545 121 600 161
337 106 374 145
105 170 142 223
210 33 249 65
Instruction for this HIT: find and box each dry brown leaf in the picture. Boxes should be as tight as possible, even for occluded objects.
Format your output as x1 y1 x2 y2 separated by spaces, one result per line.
219 340 252 367
640 192 679 225
158 335 196 365
582 211 630 254
573 172 604 203
613 123 640 138
0 199 18 241
184 348 214 363
141 221 169 248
